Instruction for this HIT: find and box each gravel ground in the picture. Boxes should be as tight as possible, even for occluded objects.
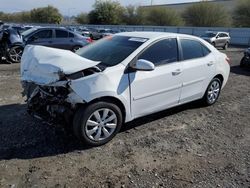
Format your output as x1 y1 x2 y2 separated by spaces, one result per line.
0 48 249 188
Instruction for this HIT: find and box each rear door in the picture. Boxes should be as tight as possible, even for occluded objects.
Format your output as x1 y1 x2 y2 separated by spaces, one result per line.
179 38 216 104
53 29 72 50
129 38 183 118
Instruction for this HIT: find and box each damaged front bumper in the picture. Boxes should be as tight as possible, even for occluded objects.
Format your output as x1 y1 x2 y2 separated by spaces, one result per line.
22 81 84 124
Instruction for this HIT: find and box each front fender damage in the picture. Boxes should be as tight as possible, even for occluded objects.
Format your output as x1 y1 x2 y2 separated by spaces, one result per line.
21 45 105 124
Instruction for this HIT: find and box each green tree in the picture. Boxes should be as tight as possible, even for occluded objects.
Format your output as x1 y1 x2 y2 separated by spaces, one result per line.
144 7 183 26
88 0 125 24
233 0 250 27
183 2 230 27
121 5 145 25
75 13 89 24
30 5 62 24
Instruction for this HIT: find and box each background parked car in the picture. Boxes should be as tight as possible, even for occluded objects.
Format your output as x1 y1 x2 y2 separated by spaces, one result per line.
0 25 24 63
22 27 92 52
201 31 230 50
89 28 113 40
240 48 250 67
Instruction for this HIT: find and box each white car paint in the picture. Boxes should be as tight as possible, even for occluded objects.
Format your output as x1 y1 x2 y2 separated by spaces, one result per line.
21 32 230 123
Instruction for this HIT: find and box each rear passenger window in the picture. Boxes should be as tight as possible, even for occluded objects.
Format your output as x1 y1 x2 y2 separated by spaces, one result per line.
139 38 178 66
180 39 209 60
202 45 211 56
56 30 68 38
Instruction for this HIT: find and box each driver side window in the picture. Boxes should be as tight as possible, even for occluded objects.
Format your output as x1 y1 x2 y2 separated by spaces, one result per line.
138 38 178 66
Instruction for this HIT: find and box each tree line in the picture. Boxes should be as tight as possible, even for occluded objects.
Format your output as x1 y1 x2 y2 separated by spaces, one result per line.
0 0 250 27
0 5 62 24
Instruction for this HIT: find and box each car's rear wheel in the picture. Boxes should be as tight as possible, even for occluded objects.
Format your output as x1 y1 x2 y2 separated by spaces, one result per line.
223 42 229 50
73 102 123 146
240 57 246 67
202 78 222 106
8 45 23 63
72 45 82 53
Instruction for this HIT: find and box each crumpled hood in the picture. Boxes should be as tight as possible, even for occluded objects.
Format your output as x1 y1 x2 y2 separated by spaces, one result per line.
21 45 100 85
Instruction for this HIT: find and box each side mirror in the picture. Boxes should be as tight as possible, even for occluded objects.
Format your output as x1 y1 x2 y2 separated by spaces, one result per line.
131 59 155 71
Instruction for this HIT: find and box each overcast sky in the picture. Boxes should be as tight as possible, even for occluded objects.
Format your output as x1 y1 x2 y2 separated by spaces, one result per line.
0 0 200 16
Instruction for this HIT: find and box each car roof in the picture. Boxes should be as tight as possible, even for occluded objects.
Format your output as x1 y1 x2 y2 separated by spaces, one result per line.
206 31 229 34
116 31 199 40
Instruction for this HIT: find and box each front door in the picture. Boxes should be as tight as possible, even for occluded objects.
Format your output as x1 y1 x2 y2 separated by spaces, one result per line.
129 38 183 118
27 29 53 47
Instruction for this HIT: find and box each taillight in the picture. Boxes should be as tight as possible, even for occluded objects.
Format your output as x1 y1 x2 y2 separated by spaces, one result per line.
86 37 93 43
225 57 230 64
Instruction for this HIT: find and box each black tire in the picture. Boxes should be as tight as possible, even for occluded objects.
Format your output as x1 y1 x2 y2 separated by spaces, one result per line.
8 45 23 63
223 42 229 50
202 78 222 106
212 42 216 47
73 101 123 146
240 57 246 67
72 45 82 53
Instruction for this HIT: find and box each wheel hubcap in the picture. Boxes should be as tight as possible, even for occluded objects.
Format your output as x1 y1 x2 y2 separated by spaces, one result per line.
9 47 23 63
85 108 117 141
207 80 220 104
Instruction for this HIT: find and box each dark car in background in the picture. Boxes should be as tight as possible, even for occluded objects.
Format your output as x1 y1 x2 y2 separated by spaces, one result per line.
201 31 230 50
240 48 250 68
0 25 24 63
22 27 92 52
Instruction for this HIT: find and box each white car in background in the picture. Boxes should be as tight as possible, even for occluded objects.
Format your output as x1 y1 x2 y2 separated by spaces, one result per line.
21 32 230 146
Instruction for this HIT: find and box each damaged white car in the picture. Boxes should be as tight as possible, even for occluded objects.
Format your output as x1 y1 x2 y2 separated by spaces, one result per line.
21 32 230 146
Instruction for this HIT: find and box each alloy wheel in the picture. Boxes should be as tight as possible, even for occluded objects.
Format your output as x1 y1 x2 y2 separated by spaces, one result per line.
9 46 23 63
207 80 220 104
85 108 118 141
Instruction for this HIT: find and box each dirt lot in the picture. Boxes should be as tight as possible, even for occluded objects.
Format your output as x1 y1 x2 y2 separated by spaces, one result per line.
0 48 249 188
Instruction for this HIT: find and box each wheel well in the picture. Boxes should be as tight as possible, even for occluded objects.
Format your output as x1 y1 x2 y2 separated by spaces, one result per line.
85 97 126 123
214 74 224 84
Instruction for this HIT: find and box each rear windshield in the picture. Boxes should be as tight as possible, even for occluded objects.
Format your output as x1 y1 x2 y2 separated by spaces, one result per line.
76 36 148 67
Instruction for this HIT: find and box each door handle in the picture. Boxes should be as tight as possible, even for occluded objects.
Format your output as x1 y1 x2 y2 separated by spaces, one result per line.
207 61 214 66
48 41 53 43
172 69 182 76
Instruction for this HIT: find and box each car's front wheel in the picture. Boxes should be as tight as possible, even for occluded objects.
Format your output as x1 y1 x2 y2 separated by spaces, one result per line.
8 45 23 63
202 78 222 106
73 101 123 146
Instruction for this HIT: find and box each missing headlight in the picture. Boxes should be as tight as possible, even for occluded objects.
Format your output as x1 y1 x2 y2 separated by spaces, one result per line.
66 67 102 80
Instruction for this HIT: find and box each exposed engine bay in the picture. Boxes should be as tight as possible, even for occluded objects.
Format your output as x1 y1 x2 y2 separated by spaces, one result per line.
21 45 103 124
22 67 102 124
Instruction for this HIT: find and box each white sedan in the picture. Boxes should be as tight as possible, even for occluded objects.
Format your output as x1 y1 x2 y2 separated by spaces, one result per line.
21 32 230 146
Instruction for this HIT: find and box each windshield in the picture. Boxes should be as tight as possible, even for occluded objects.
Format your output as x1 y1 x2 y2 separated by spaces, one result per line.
76 36 148 67
201 33 216 38
22 28 38 38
